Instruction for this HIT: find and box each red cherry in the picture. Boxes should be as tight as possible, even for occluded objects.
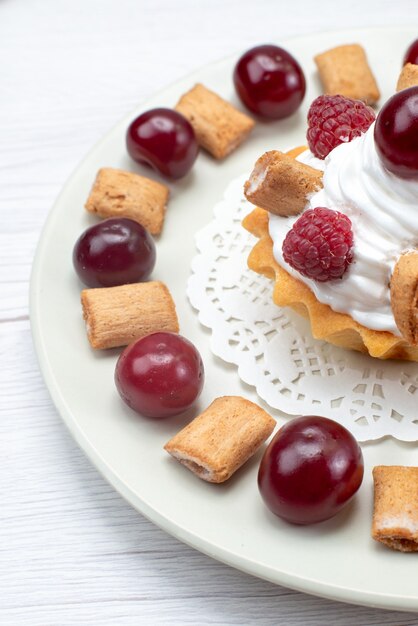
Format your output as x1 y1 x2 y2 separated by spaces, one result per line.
115 332 204 418
404 39 418 65
233 44 306 119
73 218 156 288
374 87 418 179
126 108 199 179
258 416 364 525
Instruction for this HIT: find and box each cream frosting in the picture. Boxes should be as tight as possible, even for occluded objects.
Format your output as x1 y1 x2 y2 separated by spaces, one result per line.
268 124 418 335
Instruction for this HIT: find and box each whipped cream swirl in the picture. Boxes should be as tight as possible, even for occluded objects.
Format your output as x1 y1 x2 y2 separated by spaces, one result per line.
269 124 418 335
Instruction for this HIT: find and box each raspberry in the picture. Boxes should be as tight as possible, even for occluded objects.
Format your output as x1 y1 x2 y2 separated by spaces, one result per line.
307 94 375 159
282 207 354 282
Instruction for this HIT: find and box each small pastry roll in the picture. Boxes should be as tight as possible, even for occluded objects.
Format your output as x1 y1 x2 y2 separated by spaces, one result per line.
372 466 418 552
164 396 275 483
85 168 169 235
244 150 323 216
81 281 179 349
390 251 418 345
396 63 418 91
175 83 255 159
314 44 380 105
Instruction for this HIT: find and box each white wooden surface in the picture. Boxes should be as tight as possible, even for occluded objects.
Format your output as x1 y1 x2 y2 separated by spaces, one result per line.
2 0 418 623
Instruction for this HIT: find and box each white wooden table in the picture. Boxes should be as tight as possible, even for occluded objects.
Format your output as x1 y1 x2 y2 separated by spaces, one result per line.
2 1 418 623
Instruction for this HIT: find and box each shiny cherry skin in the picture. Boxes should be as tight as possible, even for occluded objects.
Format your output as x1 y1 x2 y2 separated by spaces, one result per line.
374 87 418 179
258 416 364 525
233 44 306 119
115 332 204 418
73 218 156 288
404 39 418 65
126 108 199 179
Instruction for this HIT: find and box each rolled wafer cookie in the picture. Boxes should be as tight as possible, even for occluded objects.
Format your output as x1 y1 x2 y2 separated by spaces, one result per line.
85 168 169 235
314 44 380 105
164 396 275 483
396 63 418 91
372 466 418 552
244 150 323 217
390 251 418 345
175 83 255 159
81 281 179 349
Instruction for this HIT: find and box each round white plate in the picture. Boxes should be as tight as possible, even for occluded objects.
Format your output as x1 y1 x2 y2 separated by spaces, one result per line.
31 27 418 612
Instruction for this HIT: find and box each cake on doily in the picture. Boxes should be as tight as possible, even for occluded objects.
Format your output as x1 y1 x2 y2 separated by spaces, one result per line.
243 89 418 361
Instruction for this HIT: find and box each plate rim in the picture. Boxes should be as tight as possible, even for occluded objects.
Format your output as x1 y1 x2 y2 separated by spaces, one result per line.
30 25 418 612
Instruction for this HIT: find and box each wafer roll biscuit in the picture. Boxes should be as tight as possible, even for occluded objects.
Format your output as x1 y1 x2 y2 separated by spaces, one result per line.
314 44 380 105
372 466 418 552
244 150 323 216
85 168 169 235
175 83 255 159
164 396 275 483
396 63 418 91
81 281 179 349
390 251 418 345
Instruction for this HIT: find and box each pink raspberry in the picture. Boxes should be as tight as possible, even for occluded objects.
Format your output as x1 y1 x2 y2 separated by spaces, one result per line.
307 94 375 159
282 207 354 282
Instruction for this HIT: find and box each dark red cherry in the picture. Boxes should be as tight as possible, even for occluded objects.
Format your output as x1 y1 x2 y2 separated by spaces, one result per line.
374 87 418 179
233 44 306 119
404 39 418 65
73 218 156 287
126 108 199 179
258 416 364 525
115 332 204 418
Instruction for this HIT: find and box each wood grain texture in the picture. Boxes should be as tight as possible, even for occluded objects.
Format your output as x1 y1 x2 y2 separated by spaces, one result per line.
2 0 418 623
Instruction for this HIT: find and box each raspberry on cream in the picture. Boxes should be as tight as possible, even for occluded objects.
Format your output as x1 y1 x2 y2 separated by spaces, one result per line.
282 207 353 282
307 94 375 159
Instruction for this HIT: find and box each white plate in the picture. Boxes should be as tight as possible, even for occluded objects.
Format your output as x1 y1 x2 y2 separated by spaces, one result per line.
30 27 418 611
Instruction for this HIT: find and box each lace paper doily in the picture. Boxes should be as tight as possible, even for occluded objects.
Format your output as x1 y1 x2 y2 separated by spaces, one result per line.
187 175 418 442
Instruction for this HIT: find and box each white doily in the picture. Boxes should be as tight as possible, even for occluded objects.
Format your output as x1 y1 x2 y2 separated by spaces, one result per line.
187 175 418 442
